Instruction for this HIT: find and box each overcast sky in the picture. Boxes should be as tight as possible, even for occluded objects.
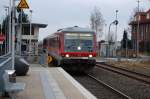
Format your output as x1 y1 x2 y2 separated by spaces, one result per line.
0 0 150 41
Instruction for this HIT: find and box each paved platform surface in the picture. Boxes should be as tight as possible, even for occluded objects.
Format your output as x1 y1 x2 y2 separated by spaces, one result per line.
1 64 96 99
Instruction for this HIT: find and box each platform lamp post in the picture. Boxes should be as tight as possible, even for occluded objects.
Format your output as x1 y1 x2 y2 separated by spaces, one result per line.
11 0 16 70
108 20 118 57
9 0 11 53
4 6 9 54
4 7 7 54
19 9 23 56
29 10 32 55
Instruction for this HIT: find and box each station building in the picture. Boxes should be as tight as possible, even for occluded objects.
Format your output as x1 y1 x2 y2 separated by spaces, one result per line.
98 40 121 57
16 23 47 56
129 9 150 53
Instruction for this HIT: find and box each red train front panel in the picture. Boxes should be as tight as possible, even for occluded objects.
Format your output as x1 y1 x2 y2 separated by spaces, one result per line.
60 32 96 58
58 32 96 71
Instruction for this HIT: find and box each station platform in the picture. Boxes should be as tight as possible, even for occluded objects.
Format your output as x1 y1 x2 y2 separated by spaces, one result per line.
8 64 96 99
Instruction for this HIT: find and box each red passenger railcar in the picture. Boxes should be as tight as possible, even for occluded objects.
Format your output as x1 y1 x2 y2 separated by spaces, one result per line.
42 26 96 72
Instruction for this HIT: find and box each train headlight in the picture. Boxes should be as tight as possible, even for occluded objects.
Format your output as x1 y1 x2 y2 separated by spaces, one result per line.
77 46 81 50
89 54 93 58
65 54 69 57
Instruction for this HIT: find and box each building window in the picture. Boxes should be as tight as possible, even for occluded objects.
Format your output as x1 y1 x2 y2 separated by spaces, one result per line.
133 26 137 33
135 15 141 21
22 26 34 35
147 14 150 19
139 15 141 21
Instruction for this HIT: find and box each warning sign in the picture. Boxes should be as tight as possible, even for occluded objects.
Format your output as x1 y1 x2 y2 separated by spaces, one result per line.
17 0 29 9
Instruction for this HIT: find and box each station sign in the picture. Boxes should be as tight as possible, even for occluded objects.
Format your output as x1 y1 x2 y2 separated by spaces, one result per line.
17 0 29 9
0 34 6 44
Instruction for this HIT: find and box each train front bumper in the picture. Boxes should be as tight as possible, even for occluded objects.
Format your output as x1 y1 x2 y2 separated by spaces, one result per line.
60 58 96 72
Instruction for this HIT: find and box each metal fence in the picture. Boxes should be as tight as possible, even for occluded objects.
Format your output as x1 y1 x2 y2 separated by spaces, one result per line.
0 53 12 94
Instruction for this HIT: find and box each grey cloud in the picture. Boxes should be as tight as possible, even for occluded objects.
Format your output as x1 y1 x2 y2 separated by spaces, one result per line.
1 0 150 41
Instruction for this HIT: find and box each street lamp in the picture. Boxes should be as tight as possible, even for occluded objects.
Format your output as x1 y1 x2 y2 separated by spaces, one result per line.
11 0 16 70
115 10 118 57
29 10 32 54
108 20 118 57
115 10 118 42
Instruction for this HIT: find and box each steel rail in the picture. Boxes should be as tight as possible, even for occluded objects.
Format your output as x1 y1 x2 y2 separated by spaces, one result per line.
87 74 132 99
96 64 150 85
98 63 150 78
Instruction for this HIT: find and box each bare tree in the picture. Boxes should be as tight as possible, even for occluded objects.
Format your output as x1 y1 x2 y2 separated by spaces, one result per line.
90 6 105 41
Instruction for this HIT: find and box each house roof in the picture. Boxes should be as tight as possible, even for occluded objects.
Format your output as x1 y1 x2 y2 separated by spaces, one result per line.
134 12 146 17
147 9 150 13
18 23 48 28
129 9 150 25
129 19 150 25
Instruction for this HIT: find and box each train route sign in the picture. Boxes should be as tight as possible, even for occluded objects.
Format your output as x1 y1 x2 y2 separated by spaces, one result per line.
17 0 29 9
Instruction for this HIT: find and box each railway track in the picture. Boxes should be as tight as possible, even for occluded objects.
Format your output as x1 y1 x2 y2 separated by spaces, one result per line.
96 63 150 85
73 74 132 99
87 74 132 99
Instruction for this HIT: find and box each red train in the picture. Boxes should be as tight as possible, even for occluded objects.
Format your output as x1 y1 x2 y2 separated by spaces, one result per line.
39 26 97 72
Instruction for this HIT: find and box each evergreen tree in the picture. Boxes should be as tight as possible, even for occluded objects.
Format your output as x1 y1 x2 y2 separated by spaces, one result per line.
121 30 132 49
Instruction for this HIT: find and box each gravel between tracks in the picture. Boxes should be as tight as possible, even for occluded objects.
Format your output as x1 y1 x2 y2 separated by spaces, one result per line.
73 75 127 99
89 67 150 99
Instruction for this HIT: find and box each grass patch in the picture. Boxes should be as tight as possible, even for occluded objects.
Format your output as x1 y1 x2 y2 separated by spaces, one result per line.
144 52 150 56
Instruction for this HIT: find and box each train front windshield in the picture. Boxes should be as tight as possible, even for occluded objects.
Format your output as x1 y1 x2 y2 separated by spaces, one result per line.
64 33 94 52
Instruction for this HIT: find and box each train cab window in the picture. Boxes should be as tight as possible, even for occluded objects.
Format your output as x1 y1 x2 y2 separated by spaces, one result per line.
64 33 94 52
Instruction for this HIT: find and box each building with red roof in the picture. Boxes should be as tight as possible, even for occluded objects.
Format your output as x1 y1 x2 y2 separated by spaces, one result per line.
129 9 150 53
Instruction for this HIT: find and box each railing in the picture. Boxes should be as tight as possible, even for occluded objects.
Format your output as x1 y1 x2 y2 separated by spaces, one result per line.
0 57 11 68
0 52 11 61
0 53 12 94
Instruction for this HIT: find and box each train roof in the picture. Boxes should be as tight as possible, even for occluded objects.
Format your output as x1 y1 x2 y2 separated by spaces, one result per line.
43 26 95 40
58 26 95 33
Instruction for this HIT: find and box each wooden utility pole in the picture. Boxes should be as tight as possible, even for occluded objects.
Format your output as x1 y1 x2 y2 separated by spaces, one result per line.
136 0 140 57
